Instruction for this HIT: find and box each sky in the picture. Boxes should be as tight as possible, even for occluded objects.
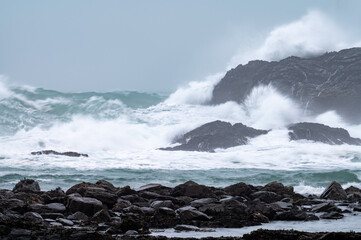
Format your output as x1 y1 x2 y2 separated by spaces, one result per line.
1 0 361 93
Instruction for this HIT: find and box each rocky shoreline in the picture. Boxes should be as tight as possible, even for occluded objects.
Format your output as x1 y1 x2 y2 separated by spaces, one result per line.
0 179 360 239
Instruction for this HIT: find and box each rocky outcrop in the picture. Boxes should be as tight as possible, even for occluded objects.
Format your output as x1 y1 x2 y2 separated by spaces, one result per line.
160 120 269 152
288 122 361 145
0 179 359 239
210 48 361 123
31 150 89 157
320 181 347 200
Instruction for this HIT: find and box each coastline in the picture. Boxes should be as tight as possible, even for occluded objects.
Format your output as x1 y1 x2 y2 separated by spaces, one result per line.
1 178 361 239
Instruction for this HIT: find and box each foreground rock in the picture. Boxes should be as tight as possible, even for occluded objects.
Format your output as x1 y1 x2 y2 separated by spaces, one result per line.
160 120 269 152
0 179 360 239
288 122 361 145
210 47 361 123
31 150 89 157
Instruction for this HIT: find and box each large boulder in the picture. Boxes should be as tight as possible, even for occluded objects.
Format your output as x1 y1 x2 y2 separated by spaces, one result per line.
288 122 361 145
171 181 215 198
320 181 347 200
66 195 103 216
13 179 40 193
161 120 269 152
210 48 361 123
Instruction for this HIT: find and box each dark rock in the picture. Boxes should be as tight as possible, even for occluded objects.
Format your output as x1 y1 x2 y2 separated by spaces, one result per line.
13 178 40 192
0 189 14 199
177 206 212 221
42 187 67 204
0 199 26 213
92 209 111 223
113 198 132 212
31 150 88 157
57 217 74 226
9 228 32 237
151 207 177 228
46 203 66 212
66 182 117 208
161 120 269 152
140 207 155 215
346 186 361 194
13 192 43 204
274 209 309 221
210 48 361 123
41 213 64 220
320 211 344 219
124 230 138 236
312 202 340 213
288 122 361 145
250 212 269 223
171 181 215 198
150 200 174 209
198 203 225 216
116 185 137 196
121 213 149 233
262 181 294 196
320 181 347 200
224 182 254 197
67 211 89 221
190 198 218 208
23 211 43 224
251 191 282 203
174 224 201 232
67 195 103 216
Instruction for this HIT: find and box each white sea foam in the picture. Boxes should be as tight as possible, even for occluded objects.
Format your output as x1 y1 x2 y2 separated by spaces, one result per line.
0 76 12 100
229 10 360 67
165 72 224 105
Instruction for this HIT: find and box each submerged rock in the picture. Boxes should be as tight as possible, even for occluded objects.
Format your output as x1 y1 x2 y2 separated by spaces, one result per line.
160 120 269 152
288 122 361 145
31 150 89 157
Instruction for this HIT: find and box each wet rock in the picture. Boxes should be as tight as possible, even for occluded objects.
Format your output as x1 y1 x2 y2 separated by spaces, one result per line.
13 178 40 192
151 207 177 228
150 200 174 209
46 203 66 212
42 187 67 204
288 122 361 145
320 211 344 219
116 185 137 196
0 198 26 213
41 213 64 220
67 211 89 221
345 186 361 194
320 181 347 200
57 217 74 226
312 202 340 213
161 120 269 152
121 213 149 233
0 189 14 199
23 211 43 224
124 230 138 236
262 181 294 196
251 191 282 203
198 203 225 215
190 198 218 208
92 209 111 223
140 206 155 215
224 182 254 197
174 224 201 231
171 181 215 198
274 209 309 221
9 228 32 237
67 195 103 216
31 150 89 157
177 206 212 221
113 198 132 212
250 212 269 223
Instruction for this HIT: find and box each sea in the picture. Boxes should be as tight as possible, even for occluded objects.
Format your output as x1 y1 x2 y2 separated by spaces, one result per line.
0 77 361 196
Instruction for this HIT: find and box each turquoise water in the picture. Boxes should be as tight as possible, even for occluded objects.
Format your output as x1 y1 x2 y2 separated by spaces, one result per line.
0 83 361 194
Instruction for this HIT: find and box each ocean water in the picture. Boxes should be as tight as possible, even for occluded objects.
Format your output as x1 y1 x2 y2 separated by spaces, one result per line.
0 79 361 194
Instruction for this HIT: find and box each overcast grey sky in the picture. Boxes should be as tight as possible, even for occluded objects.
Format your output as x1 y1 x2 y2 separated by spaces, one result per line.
1 0 361 92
